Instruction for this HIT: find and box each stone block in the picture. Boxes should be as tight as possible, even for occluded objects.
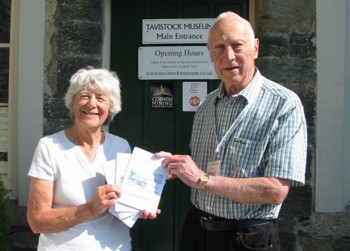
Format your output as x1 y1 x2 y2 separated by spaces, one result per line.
290 32 316 58
59 21 102 55
257 32 289 57
256 57 316 83
43 96 69 119
58 0 102 22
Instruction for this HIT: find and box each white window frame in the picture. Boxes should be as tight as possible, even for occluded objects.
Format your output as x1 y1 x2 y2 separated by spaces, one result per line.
8 0 45 205
0 1 12 189
0 49 9 177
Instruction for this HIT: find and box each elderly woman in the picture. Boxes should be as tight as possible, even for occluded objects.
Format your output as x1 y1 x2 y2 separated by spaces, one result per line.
27 67 157 251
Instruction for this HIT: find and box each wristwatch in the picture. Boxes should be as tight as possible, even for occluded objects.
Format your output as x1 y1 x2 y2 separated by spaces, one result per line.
199 174 210 190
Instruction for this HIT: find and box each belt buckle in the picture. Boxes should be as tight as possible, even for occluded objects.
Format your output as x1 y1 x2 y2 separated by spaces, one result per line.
200 216 208 224
200 216 213 230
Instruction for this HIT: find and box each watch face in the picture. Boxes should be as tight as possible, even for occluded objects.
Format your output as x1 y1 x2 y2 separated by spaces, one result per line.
201 174 210 182
199 174 210 190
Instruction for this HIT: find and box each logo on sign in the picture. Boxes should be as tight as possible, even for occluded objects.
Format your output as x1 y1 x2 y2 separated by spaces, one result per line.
150 82 175 110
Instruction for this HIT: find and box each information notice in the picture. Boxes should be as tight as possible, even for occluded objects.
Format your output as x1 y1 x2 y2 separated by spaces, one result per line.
142 18 214 44
138 46 218 80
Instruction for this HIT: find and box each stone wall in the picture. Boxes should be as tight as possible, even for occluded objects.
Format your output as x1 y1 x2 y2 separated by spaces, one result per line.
44 0 103 136
9 0 350 250
254 1 316 248
255 0 350 250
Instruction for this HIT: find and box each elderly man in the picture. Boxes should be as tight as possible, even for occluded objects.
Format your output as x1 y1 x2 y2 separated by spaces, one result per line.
157 11 307 251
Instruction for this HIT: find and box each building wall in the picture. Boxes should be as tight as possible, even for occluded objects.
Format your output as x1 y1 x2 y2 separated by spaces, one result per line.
8 0 350 250
254 1 316 249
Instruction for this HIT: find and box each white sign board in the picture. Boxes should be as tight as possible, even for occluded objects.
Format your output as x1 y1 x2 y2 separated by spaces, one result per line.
138 46 218 80
143 19 214 44
182 82 207 112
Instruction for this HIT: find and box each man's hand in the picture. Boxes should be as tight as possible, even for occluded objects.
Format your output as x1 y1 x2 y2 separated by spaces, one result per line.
155 151 177 180
158 153 205 189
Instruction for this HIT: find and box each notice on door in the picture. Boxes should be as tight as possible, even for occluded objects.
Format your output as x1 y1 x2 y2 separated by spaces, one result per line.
182 82 207 112
142 19 214 44
138 46 218 80
150 82 175 110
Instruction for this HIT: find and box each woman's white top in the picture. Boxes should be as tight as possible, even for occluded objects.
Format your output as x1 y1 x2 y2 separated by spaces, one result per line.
28 130 132 251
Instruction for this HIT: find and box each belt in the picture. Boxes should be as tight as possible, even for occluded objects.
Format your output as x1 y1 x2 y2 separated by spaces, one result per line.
191 207 277 232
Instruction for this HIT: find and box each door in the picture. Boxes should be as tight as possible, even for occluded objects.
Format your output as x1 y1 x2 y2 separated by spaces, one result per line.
110 1 249 250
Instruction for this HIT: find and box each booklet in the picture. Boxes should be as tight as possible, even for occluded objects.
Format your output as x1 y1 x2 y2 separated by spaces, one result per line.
106 147 167 227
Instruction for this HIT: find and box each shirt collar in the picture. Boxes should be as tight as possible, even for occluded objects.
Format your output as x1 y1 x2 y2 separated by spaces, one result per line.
217 68 263 105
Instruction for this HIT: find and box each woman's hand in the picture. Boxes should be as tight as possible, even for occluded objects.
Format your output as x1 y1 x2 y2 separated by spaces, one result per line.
88 184 122 217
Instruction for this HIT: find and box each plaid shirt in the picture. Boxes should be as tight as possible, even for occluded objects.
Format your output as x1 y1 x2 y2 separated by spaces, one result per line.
190 69 307 219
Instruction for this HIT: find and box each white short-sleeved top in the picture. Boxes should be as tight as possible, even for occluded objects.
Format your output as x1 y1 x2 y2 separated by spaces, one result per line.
28 130 132 251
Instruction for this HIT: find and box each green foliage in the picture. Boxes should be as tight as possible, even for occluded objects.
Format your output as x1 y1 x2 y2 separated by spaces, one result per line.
0 177 11 250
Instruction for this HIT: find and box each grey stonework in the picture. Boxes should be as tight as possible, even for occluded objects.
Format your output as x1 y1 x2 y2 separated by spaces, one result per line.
255 0 350 250
44 0 103 136
10 0 350 250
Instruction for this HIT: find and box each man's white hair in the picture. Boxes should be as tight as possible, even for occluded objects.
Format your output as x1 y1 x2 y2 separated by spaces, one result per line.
208 11 256 47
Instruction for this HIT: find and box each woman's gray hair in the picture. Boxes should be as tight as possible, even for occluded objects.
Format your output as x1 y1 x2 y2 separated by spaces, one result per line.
64 67 122 123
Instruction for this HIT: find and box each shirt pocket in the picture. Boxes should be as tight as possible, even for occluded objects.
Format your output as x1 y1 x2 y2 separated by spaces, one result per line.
226 137 264 177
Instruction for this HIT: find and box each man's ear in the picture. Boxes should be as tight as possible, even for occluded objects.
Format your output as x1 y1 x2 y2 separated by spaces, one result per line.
254 38 259 59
